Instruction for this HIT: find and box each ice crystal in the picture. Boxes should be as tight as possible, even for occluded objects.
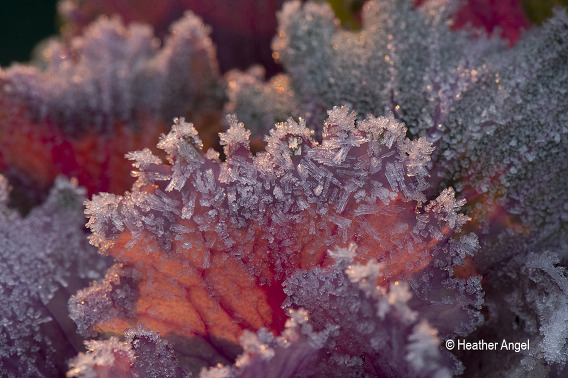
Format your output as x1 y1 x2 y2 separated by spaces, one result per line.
0 176 110 377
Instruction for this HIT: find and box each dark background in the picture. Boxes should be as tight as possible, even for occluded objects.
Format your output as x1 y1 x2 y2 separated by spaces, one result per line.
0 1 58 66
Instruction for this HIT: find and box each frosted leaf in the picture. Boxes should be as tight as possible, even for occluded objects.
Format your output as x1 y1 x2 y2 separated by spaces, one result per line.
226 0 501 139
1 12 220 135
76 107 476 374
435 9 568 265
0 176 111 377
0 10 222 198
58 0 284 76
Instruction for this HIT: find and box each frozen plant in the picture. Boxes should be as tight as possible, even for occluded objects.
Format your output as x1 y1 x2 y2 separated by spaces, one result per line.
70 107 481 376
0 0 567 377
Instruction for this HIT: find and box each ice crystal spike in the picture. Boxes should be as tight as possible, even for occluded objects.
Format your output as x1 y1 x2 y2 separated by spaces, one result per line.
0 176 110 377
73 107 477 374
0 11 222 199
264 115 315 171
220 114 252 157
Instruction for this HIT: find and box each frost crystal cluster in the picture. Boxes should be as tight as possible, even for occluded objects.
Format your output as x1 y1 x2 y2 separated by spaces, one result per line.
0 0 567 377
0 177 110 377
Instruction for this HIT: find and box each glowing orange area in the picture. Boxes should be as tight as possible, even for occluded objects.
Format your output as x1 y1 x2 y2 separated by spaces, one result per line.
0 97 167 197
94 184 456 346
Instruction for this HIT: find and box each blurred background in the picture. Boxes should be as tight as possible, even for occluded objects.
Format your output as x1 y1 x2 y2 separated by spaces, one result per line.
2 0 565 67
0 1 58 66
